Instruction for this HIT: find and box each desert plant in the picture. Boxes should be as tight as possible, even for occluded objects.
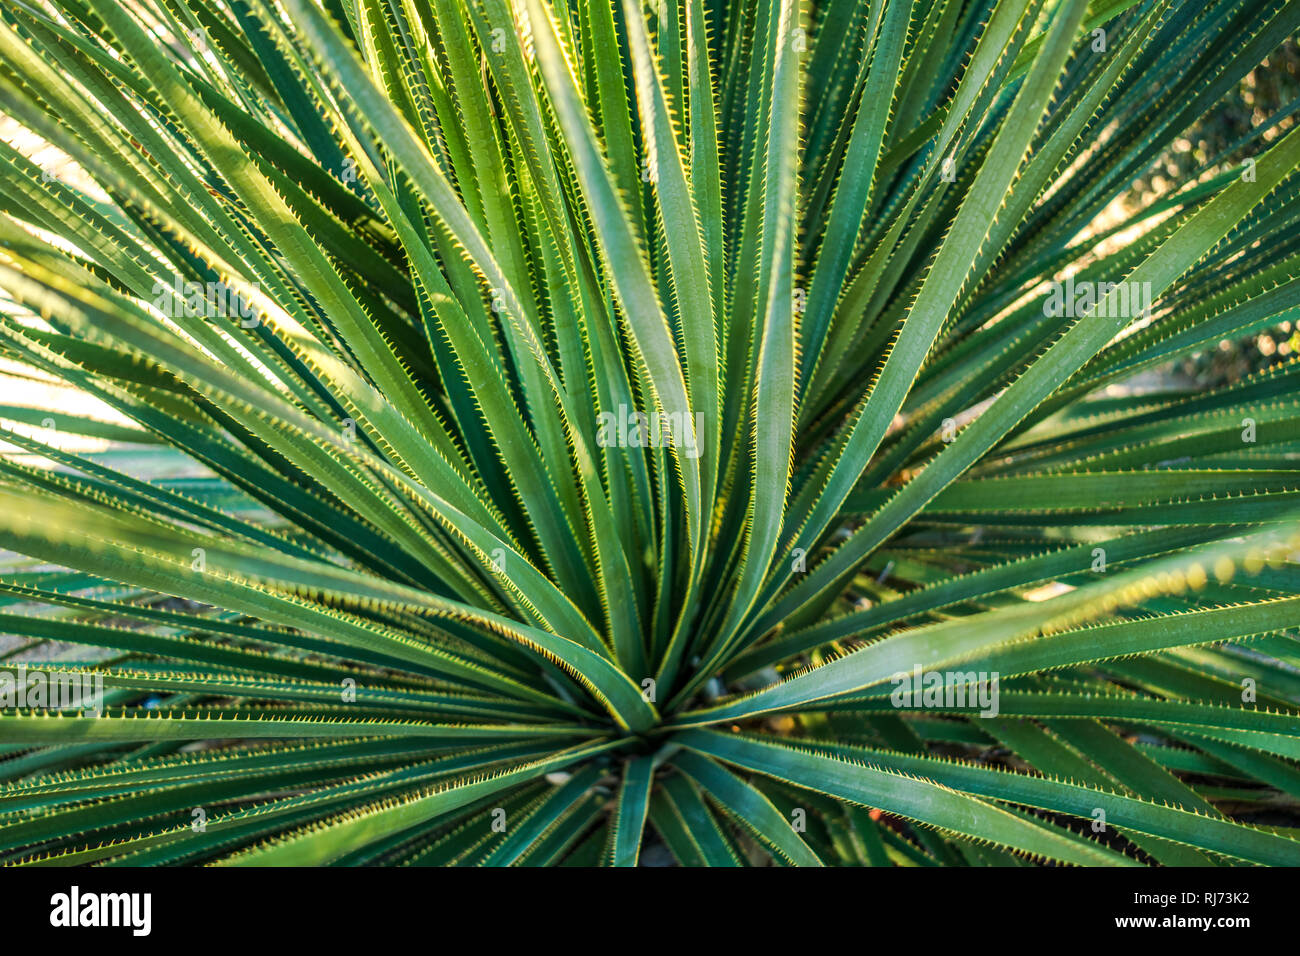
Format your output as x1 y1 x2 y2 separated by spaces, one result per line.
0 0 1298 866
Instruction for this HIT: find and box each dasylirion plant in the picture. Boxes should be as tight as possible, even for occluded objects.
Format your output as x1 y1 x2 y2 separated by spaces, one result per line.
0 0 1298 867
